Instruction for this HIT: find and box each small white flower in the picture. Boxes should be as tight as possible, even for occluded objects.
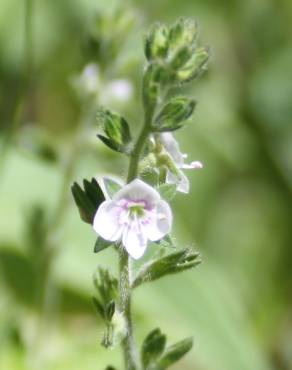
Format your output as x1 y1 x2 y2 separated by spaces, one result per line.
160 132 203 193
80 63 100 94
105 79 133 102
93 179 172 259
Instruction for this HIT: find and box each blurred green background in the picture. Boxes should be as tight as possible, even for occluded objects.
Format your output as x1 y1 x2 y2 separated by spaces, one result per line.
1 0 292 369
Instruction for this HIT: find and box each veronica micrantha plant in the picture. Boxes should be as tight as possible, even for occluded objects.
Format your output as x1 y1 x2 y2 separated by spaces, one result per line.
72 18 209 370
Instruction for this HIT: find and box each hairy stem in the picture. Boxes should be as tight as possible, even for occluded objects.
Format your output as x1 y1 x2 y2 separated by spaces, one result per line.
119 114 153 369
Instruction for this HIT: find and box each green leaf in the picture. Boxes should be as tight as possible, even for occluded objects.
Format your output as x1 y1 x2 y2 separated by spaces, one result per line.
154 97 196 132
97 109 132 154
105 300 115 321
71 178 105 224
141 328 167 369
157 183 177 201
105 367 117 370
103 177 122 198
94 237 113 254
0 248 36 307
156 337 193 369
132 248 201 288
92 297 105 319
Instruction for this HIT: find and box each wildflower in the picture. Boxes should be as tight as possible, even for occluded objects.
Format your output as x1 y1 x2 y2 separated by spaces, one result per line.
159 132 202 193
93 179 172 259
80 63 100 94
104 79 133 103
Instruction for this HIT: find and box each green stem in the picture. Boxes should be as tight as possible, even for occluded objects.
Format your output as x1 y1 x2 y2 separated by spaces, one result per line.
119 113 153 370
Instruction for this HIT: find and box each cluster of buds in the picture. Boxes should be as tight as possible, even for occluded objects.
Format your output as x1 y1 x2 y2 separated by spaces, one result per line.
72 16 209 370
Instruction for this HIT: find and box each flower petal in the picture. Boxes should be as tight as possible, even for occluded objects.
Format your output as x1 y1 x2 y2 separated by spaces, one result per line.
114 179 160 207
93 200 123 241
166 169 190 193
160 133 184 166
122 221 147 259
144 200 172 241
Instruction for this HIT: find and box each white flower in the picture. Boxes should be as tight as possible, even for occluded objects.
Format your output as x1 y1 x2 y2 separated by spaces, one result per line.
93 179 172 259
104 79 133 103
160 132 203 193
80 63 100 94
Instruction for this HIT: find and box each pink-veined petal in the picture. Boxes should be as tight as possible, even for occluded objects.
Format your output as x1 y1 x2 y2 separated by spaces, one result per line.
93 200 123 241
114 179 160 207
122 220 147 259
166 169 190 194
144 200 172 241
160 133 184 166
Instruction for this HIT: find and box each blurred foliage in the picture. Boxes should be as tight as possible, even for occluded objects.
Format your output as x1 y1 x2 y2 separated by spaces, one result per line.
0 0 292 369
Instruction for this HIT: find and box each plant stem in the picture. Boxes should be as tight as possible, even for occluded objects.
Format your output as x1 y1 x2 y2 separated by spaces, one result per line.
119 114 152 370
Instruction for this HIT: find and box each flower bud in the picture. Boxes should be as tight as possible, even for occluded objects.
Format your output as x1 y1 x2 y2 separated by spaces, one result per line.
145 23 169 61
154 97 196 132
168 18 198 52
176 46 210 83
97 109 132 153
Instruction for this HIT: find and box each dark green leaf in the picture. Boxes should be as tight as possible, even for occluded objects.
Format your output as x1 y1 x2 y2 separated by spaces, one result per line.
0 248 36 306
71 178 105 224
94 237 113 254
105 300 115 321
142 328 167 368
92 297 105 319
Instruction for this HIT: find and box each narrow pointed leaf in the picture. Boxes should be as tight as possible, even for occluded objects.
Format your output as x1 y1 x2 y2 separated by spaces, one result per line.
156 337 193 369
94 237 113 254
132 248 201 288
142 328 167 368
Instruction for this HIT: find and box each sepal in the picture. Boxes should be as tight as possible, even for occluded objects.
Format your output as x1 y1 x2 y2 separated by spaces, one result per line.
103 177 123 198
71 178 105 224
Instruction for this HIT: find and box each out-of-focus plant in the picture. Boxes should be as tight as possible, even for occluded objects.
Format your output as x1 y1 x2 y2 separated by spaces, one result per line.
72 18 209 370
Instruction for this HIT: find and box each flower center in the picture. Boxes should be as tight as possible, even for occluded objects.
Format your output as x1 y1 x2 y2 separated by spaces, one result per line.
127 202 146 218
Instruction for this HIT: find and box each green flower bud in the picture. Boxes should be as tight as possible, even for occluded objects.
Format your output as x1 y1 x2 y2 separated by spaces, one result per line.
169 45 193 70
154 97 196 132
176 46 210 83
168 18 198 52
97 109 132 153
145 23 169 61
